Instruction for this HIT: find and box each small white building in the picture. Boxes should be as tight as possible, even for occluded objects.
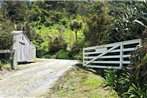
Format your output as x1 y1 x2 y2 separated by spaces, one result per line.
12 31 36 63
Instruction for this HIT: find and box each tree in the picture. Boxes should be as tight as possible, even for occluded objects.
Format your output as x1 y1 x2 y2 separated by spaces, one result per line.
0 7 13 49
70 19 82 44
0 19 13 49
1 1 29 22
83 2 112 46
0 0 32 32
108 1 147 42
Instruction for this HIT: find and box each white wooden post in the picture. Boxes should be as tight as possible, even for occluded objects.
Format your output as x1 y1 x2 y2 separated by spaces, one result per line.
11 50 17 69
120 42 123 68
83 49 85 66
139 39 142 47
0 50 17 70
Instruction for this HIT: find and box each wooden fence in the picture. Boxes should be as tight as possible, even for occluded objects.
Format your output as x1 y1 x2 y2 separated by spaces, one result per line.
83 39 142 69
0 50 17 69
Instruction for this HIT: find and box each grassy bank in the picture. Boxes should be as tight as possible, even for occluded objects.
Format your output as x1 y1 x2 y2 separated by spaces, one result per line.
44 66 118 98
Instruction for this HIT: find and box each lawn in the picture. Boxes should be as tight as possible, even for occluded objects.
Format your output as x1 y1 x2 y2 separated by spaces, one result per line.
44 66 119 98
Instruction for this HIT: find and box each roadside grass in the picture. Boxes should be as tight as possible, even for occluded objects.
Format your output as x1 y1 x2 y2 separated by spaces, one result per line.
32 59 43 63
3 63 10 68
45 66 119 98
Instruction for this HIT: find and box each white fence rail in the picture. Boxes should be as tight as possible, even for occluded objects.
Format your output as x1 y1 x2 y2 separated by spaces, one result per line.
83 39 142 69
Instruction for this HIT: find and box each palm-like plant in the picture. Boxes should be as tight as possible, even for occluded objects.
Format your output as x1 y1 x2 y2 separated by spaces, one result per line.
70 20 82 44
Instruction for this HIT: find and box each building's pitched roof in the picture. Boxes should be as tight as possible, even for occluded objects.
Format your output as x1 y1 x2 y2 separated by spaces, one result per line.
11 31 35 47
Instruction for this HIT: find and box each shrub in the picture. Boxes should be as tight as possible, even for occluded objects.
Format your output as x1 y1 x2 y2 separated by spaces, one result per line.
56 50 69 59
43 54 51 58
48 26 67 53
48 37 67 53
36 42 48 58
123 83 147 98
73 51 83 60
51 12 62 23
83 2 111 46
69 40 84 60
68 49 79 59
103 68 147 98
61 20 67 26
0 31 13 49
117 71 134 95
104 69 118 88
131 43 147 85
122 42 147 98
0 18 14 50
44 21 53 27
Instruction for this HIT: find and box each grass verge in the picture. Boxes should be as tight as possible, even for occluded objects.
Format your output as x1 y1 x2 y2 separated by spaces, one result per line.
44 66 119 98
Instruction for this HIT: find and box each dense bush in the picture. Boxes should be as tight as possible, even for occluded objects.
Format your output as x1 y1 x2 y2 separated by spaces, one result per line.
103 43 147 98
56 49 69 59
0 31 12 49
104 69 118 88
43 54 51 58
73 51 83 60
37 48 48 58
48 26 67 53
67 38 84 60
124 83 147 98
36 41 48 58
68 49 79 59
0 20 13 49
83 2 112 46
55 49 83 60
48 37 67 53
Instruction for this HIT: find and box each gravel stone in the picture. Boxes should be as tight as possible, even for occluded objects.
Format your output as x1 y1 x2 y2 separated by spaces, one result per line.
0 59 78 97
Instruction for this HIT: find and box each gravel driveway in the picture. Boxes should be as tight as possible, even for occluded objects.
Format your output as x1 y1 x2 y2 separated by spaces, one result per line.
0 59 78 97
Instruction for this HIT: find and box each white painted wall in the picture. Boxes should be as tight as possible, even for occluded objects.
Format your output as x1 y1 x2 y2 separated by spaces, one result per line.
12 31 36 63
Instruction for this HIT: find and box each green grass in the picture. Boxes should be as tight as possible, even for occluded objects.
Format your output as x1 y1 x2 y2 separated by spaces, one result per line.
44 67 119 98
32 59 43 63
35 23 84 48
84 75 103 88
3 63 10 67
0 61 10 68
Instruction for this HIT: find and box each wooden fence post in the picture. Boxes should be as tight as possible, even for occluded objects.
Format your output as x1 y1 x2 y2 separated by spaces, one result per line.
10 50 17 70
0 50 17 70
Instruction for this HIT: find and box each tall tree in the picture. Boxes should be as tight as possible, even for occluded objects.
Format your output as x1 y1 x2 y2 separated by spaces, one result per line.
83 2 112 46
1 1 29 22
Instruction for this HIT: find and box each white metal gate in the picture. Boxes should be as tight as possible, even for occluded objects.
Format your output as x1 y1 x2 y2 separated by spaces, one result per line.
83 39 142 69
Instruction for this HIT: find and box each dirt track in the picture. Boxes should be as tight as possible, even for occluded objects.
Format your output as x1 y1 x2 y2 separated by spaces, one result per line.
0 59 78 97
